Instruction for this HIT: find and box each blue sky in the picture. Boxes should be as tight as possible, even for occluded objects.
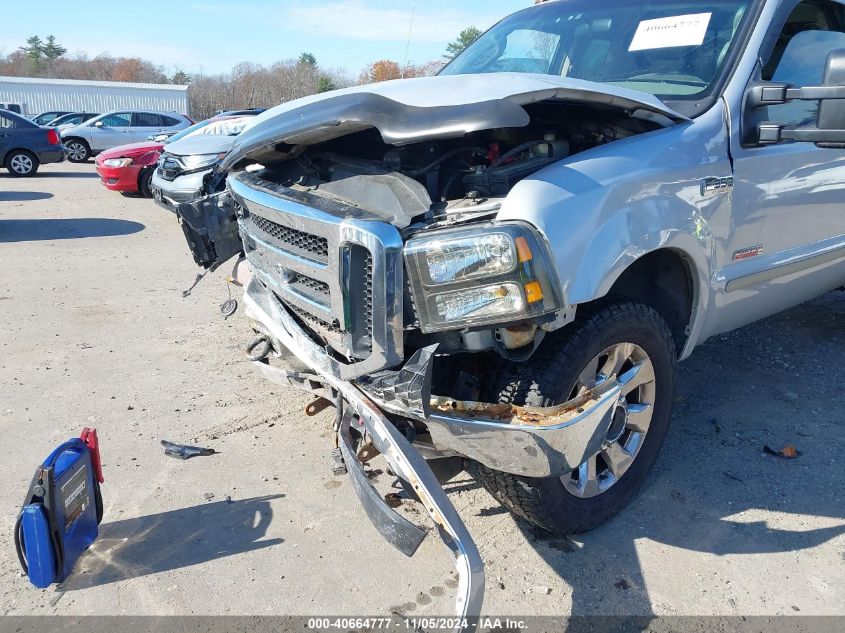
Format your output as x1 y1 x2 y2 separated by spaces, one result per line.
0 0 530 76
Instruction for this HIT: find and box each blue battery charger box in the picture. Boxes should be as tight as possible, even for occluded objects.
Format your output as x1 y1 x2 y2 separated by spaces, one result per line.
15 429 104 588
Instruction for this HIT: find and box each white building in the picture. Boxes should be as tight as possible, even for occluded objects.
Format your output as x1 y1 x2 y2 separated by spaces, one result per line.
0 76 189 117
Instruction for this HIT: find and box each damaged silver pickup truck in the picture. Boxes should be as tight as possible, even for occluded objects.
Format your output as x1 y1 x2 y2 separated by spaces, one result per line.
171 0 845 622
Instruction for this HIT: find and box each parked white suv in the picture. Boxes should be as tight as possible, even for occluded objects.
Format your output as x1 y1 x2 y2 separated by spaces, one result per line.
61 111 192 162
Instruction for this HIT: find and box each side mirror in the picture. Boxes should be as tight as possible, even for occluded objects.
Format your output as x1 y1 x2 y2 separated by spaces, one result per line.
94 121 104 128
747 49 845 147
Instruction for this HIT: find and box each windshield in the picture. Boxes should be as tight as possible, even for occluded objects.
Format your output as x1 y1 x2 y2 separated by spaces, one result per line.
51 114 81 126
441 0 752 109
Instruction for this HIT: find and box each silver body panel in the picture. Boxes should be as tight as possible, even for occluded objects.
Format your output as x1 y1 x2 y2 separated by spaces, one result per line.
497 0 845 358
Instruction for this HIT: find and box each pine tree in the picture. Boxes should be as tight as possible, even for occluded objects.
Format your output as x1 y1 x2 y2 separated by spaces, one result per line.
444 27 483 60
19 36 44 73
172 70 191 85
42 35 67 60
298 52 317 67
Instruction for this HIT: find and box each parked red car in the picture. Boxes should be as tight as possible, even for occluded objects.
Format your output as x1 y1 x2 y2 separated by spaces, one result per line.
95 141 163 197
94 112 262 197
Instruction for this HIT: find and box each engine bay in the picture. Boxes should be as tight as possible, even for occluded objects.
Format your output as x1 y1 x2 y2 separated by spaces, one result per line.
251 101 662 228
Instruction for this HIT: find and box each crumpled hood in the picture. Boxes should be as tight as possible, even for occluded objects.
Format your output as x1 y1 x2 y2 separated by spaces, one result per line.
164 133 238 158
222 72 688 171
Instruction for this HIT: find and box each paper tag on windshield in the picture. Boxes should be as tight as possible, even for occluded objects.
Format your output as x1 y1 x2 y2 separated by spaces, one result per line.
629 13 712 51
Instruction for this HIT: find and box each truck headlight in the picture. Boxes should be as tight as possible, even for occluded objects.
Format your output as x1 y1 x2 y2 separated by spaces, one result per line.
405 223 561 333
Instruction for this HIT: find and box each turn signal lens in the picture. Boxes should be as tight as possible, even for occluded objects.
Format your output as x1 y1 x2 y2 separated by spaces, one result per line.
524 281 544 303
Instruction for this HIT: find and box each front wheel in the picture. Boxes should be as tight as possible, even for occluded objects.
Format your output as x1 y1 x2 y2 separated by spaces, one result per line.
472 301 678 534
5 150 39 177
138 168 154 198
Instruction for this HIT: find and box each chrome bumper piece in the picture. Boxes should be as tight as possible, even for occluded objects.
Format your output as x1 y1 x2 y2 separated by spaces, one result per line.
424 385 622 478
244 278 484 628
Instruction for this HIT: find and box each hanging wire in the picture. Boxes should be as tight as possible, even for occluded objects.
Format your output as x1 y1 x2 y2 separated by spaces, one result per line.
402 0 417 78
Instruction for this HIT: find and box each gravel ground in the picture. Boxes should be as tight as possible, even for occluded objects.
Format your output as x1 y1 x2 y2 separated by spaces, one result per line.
1 162 843 619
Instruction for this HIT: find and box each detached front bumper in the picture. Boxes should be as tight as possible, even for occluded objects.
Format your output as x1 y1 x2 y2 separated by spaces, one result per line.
244 278 484 626
243 277 625 626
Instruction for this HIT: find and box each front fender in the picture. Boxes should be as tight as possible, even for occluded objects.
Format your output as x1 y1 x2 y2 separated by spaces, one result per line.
136 150 162 167
497 101 731 357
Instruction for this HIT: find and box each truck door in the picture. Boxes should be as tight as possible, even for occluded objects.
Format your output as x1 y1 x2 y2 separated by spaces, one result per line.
722 0 845 332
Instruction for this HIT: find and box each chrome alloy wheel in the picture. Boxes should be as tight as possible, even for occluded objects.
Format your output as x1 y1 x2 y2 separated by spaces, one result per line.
66 142 87 161
9 153 34 174
562 343 656 498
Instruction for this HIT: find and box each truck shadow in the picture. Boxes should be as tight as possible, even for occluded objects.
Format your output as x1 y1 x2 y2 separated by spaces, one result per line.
0 218 144 242
61 495 285 590
510 292 845 624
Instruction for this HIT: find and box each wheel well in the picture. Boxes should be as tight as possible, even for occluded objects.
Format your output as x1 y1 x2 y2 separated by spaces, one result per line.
606 249 695 354
3 148 36 164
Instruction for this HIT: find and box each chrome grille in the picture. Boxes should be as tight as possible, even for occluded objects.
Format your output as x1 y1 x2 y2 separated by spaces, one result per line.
285 300 344 348
230 171 404 380
292 274 329 297
248 214 329 263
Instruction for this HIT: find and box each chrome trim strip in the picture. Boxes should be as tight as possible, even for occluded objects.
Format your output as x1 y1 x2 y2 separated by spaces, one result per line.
726 243 845 292
243 278 484 629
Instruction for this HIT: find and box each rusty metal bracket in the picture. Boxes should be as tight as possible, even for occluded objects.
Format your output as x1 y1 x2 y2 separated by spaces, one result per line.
305 397 334 417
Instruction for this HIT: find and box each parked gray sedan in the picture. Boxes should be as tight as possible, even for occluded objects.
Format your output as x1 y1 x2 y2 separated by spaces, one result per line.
0 110 65 177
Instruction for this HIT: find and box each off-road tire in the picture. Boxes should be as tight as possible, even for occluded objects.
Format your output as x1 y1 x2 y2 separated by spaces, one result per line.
65 138 90 163
471 301 678 534
5 150 39 177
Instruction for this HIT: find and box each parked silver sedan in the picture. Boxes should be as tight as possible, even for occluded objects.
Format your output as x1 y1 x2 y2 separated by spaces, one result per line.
61 110 192 163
